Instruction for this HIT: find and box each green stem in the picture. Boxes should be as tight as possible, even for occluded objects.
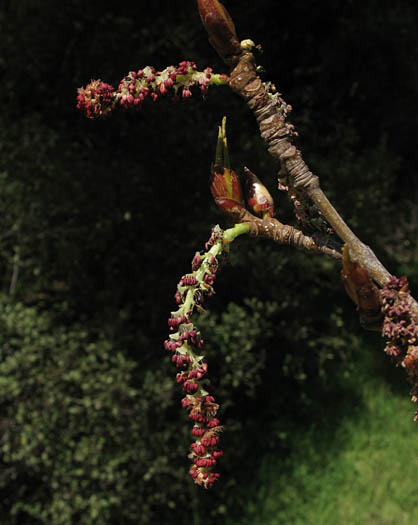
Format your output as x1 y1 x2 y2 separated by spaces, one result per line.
215 124 224 166
175 73 228 86
209 74 229 86
224 222 250 242
183 289 194 316
221 116 230 169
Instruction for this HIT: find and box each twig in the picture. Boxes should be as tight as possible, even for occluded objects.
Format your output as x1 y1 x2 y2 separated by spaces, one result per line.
233 208 342 259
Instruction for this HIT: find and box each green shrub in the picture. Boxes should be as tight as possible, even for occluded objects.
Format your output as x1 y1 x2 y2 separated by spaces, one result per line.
0 295 194 524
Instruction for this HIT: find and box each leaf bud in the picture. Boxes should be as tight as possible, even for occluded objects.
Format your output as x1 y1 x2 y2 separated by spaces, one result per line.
210 117 244 216
197 0 241 61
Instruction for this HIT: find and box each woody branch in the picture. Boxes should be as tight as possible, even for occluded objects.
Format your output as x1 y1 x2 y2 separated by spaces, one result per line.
197 0 418 317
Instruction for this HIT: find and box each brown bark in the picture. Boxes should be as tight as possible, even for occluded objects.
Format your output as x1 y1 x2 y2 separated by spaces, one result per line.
228 51 397 289
233 208 342 259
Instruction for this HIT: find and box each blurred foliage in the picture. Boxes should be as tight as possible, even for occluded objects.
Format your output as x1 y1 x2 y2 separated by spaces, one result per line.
0 294 193 524
0 0 417 523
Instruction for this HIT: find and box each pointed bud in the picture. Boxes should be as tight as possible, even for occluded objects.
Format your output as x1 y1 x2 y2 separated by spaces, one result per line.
244 167 275 218
210 167 244 206
197 0 241 61
210 117 244 216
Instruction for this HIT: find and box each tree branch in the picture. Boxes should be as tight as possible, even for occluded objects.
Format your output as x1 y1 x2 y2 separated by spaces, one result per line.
228 51 392 282
221 48 418 319
197 0 418 421
231 207 342 259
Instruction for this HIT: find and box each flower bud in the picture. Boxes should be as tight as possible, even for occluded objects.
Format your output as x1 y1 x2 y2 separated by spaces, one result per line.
191 443 207 456
197 0 241 61
192 426 206 437
76 80 115 119
244 167 275 218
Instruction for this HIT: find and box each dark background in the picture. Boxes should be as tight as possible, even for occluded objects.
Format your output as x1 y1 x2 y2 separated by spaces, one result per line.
0 1 417 523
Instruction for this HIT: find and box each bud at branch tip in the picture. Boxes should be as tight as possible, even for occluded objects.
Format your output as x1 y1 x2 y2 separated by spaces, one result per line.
210 117 244 214
197 0 241 61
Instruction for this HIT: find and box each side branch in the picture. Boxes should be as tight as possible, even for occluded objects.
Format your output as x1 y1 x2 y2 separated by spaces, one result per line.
77 61 228 119
234 208 341 259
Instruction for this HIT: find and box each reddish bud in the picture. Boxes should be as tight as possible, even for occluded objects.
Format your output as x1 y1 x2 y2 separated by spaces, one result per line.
189 411 207 423
202 395 215 404
181 397 190 409
341 246 383 330
176 372 187 383
182 88 193 99
210 117 244 216
244 167 275 218
192 426 206 437
206 418 220 428
341 246 381 310
201 436 219 447
183 380 199 394
191 443 207 456
197 0 241 61
191 254 202 271
76 80 115 119
194 457 217 468
210 167 244 205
